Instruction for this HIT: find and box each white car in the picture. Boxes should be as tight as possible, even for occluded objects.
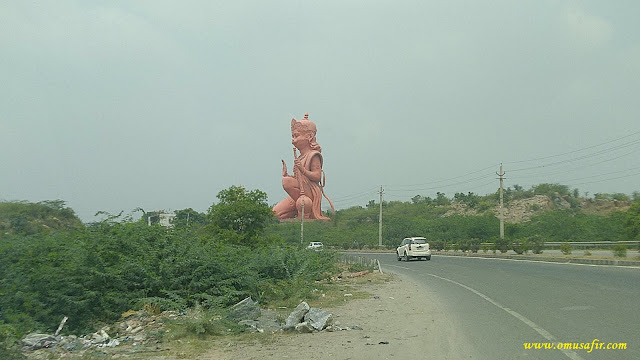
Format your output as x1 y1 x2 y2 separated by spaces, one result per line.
396 237 431 261
306 242 324 251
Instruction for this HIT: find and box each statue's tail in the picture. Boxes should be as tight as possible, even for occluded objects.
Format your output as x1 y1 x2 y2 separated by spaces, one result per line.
320 170 335 213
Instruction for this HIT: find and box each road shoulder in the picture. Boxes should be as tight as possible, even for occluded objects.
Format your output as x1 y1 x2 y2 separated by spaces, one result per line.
200 272 473 360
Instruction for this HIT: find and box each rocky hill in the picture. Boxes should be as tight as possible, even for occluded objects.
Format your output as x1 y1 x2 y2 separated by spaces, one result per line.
444 195 631 224
0 200 83 237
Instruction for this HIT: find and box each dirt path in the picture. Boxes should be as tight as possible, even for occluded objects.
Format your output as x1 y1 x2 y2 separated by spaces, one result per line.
201 273 474 360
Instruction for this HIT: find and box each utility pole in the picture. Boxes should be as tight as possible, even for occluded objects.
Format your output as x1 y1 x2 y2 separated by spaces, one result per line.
378 186 384 247
300 198 305 245
497 164 505 240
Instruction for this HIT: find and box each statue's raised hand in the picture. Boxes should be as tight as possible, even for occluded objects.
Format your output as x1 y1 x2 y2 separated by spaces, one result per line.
281 159 289 177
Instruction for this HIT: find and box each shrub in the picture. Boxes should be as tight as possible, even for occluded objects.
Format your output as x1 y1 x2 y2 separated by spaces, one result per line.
0 222 336 339
584 250 591 256
512 238 529 255
612 244 627 258
481 244 489 253
459 239 470 252
529 235 545 254
469 238 480 253
560 242 572 255
495 238 511 253
0 323 26 360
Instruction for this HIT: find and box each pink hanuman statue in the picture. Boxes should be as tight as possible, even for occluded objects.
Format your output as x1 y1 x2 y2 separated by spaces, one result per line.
273 113 335 220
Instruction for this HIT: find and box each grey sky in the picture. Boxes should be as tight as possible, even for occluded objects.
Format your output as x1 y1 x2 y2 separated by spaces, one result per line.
2 1 639 222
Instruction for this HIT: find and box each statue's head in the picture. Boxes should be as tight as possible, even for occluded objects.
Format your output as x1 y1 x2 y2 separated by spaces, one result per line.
291 113 321 152
291 112 317 135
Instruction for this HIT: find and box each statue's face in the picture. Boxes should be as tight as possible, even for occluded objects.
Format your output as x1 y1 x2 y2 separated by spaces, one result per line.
291 130 311 149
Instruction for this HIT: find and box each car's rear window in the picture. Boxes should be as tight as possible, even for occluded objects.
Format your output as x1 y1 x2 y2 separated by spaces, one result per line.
412 239 427 244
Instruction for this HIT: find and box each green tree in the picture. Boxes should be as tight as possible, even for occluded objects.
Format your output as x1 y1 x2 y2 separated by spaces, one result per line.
173 208 206 228
623 202 640 240
207 186 275 243
435 192 450 206
533 183 569 197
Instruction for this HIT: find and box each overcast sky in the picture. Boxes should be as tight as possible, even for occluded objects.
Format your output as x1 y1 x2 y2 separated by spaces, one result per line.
2 1 639 222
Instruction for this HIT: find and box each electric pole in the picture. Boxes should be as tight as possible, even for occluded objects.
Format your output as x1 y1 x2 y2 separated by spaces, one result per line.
378 186 384 247
300 198 305 245
497 164 505 240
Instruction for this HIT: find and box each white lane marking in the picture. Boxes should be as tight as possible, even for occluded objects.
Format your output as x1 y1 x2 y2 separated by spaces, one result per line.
425 272 584 360
434 254 640 269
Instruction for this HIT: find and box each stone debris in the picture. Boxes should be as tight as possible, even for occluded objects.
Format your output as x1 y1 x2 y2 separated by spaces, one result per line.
294 321 315 333
227 296 261 322
21 309 175 357
303 307 333 331
90 329 110 344
21 299 361 357
278 301 359 334
21 333 58 350
285 301 310 329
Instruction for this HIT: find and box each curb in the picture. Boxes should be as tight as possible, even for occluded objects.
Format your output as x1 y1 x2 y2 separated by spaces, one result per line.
431 251 640 267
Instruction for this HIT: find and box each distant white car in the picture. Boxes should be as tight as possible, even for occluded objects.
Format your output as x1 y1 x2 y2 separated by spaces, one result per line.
306 242 324 251
396 237 431 261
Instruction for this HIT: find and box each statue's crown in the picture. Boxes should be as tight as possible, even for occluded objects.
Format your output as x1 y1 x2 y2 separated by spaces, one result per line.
291 112 317 134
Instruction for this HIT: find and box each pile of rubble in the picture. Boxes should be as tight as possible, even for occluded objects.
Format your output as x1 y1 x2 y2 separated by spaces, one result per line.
21 309 176 356
21 297 361 357
229 297 362 334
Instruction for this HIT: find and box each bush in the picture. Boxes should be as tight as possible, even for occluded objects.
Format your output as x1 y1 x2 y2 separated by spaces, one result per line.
560 242 572 255
529 235 545 254
0 323 26 360
495 238 511 253
430 240 444 251
469 238 481 253
612 244 627 258
0 222 337 338
512 238 529 255
459 239 470 252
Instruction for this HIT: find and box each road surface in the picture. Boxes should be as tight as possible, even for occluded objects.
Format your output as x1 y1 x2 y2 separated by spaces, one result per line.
360 253 640 360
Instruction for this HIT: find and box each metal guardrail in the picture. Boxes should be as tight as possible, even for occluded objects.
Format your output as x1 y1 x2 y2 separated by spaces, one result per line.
478 241 639 249
543 241 639 248
339 254 383 273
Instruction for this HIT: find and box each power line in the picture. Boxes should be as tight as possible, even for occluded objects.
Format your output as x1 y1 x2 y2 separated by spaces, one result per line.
503 129 640 165
566 171 640 186
384 163 498 189
330 186 379 204
509 138 640 173
508 147 638 180
385 172 495 193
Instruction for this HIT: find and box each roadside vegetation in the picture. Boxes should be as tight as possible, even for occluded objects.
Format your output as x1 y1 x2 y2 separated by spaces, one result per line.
0 187 336 357
267 184 639 251
1 183 639 357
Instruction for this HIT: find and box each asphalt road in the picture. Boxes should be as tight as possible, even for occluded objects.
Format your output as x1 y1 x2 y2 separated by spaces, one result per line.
358 253 640 360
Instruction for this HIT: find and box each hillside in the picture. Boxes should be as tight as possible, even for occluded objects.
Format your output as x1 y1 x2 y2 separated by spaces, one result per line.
0 200 83 237
444 195 632 224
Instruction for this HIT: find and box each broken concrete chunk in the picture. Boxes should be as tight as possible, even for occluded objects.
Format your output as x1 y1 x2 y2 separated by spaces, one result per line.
285 301 310 328
303 307 333 331
294 321 315 333
22 333 58 350
227 297 261 321
90 329 110 344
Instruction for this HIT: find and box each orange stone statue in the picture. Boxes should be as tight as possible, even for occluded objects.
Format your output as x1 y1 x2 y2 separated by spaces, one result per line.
273 113 334 220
